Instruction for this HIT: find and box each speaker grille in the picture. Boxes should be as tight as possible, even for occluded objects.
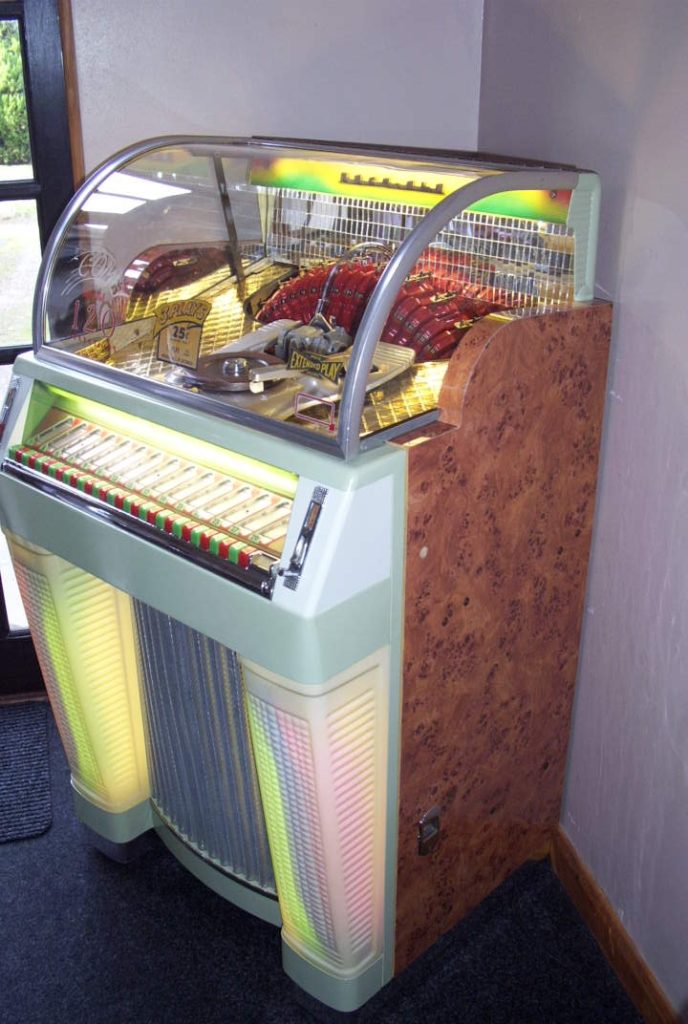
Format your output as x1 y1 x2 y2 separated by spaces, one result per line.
134 602 275 893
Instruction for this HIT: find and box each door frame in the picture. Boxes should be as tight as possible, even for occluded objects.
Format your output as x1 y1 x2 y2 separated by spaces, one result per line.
1 0 80 697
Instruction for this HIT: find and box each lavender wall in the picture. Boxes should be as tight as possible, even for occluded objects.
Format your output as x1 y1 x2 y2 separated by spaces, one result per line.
69 0 483 173
480 1 688 1013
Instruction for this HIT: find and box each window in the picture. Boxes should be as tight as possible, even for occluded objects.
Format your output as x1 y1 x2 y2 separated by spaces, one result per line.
1 0 77 695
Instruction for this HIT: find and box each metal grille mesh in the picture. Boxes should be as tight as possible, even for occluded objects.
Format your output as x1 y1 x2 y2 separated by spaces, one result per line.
259 186 575 307
70 179 575 387
69 181 574 431
134 602 276 893
261 189 419 265
290 361 449 437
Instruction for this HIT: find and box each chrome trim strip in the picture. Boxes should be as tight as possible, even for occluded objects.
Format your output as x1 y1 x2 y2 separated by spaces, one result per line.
337 168 580 459
358 408 440 452
2 459 275 597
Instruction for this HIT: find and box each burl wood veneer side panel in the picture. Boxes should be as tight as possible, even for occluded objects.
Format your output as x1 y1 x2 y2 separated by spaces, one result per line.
393 303 612 973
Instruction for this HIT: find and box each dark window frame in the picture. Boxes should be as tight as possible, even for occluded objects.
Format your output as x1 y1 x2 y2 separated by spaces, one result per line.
1 0 75 243
1 0 77 695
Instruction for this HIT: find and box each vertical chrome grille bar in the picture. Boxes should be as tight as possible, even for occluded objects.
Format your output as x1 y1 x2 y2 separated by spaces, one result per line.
134 601 275 892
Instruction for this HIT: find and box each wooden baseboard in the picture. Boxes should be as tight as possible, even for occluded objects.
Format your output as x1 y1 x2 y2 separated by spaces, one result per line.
550 826 679 1024
0 692 48 706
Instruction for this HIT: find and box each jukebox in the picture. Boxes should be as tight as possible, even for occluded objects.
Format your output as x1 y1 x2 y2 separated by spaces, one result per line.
0 137 610 1010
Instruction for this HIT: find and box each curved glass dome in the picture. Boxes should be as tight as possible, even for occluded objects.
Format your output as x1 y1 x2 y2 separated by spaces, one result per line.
34 136 591 458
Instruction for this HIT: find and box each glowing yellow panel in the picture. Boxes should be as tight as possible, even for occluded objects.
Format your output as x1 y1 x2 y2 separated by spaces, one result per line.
39 386 298 499
6 533 149 813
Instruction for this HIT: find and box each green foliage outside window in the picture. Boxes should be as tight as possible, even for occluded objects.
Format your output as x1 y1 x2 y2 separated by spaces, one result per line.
0 20 31 166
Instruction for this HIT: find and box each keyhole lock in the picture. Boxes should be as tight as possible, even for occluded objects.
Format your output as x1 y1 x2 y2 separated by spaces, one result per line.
417 806 441 855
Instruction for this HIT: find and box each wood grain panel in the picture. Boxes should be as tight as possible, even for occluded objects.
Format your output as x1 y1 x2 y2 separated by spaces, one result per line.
393 303 612 972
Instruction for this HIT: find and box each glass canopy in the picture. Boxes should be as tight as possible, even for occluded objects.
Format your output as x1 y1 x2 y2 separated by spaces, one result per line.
34 137 589 458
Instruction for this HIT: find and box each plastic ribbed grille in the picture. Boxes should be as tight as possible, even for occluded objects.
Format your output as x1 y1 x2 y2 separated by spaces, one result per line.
244 671 385 975
13 561 104 796
328 690 378 959
134 603 275 893
8 539 148 812
246 694 338 962
61 572 142 797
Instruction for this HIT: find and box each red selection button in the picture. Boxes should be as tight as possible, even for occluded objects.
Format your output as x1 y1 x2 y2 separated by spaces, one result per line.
239 546 258 569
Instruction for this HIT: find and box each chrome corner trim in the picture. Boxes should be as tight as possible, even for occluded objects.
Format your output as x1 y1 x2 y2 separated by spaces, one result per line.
337 168 580 460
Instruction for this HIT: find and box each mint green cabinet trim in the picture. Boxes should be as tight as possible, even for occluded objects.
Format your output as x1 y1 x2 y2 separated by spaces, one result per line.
0 471 400 686
381 449 407 984
568 172 600 301
4 356 412 1001
71 785 153 842
282 940 386 1013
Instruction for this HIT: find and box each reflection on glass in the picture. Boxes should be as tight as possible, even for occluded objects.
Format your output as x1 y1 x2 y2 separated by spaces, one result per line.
0 198 41 345
0 367 28 629
0 19 33 179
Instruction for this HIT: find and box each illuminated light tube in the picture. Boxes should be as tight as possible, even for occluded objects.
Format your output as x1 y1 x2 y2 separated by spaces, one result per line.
248 157 572 222
242 652 389 979
6 532 149 813
40 387 298 499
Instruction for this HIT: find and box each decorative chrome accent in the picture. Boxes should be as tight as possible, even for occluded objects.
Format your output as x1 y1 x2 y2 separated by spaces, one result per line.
337 168 580 459
0 378 20 442
417 806 441 856
281 486 326 591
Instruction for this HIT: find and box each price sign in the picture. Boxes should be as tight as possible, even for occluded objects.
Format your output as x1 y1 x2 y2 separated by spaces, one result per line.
155 299 211 368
